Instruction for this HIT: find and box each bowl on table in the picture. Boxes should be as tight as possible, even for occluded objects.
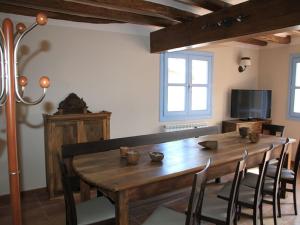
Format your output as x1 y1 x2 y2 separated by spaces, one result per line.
120 146 130 158
198 141 218 150
248 132 260 143
126 150 140 165
149 152 164 162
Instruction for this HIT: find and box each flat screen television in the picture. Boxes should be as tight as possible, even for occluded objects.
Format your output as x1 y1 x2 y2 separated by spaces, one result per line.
231 89 272 119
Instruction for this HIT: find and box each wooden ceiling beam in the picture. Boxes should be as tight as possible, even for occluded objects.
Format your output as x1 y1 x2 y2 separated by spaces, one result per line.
236 38 268 46
292 30 300 36
174 0 231 11
64 0 199 22
0 3 122 24
175 0 266 46
150 0 300 53
256 34 291 44
0 0 177 27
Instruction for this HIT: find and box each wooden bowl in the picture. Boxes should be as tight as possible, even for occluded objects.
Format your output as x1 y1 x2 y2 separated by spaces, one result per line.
198 141 218 150
126 151 140 165
149 152 164 162
120 146 130 158
249 133 260 143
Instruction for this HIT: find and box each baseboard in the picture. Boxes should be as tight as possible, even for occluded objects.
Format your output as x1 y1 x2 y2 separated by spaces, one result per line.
0 187 47 205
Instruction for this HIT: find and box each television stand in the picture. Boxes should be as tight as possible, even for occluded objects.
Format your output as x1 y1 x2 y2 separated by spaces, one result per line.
239 118 268 122
222 119 271 133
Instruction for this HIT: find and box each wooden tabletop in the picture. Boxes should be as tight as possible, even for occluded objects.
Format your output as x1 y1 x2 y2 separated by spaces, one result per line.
73 132 287 192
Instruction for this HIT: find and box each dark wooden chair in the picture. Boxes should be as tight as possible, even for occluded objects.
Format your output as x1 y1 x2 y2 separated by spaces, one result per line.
266 141 300 215
57 155 115 225
218 145 275 225
199 151 248 225
140 158 211 225
262 124 285 137
242 138 290 225
141 151 248 225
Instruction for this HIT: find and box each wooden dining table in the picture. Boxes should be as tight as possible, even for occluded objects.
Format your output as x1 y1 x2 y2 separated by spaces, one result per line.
72 132 294 225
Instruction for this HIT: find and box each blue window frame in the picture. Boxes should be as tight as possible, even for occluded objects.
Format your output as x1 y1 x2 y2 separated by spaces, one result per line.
160 51 213 121
288 54 300 120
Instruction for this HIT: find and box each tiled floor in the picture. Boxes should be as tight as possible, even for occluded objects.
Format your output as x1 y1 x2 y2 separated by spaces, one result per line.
1 174 300 225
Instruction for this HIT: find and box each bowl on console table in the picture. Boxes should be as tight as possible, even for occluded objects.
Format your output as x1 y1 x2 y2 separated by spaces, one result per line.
239 127 249 138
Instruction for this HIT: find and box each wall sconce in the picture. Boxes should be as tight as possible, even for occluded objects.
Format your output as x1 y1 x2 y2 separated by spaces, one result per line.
238 57 251 72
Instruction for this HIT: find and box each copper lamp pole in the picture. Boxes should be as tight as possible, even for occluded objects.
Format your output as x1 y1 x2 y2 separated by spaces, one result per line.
0 13 50 225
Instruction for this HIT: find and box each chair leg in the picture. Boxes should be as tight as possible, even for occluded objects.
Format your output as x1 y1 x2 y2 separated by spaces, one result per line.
293 183 298 215
253 206 258 225
238 204 242 220
259 202 264 225
234 217 238 225
277 192 281 217
273 194 278 225
280 181 287 198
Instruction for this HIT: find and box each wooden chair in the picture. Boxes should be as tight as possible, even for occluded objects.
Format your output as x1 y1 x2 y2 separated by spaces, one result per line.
58 155 115 225
266 141 300 215
218 145 275 225
242 138 290 225
141 151 247 225
141 158 211 225
262 124 285 137
200 151 248 225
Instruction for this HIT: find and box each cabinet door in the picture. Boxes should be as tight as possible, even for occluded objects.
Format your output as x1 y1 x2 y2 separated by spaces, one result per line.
84 119 104 142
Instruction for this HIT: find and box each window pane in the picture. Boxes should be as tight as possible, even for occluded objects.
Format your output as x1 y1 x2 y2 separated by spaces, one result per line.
294 89 300 113
168 58 186 84
192 60 208 84
168 86 185 111
296 63 300 87
191 87 207 110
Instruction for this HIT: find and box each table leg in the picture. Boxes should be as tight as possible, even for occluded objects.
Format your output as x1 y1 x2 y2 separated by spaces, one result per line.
116 190 129 225
80 179 90 201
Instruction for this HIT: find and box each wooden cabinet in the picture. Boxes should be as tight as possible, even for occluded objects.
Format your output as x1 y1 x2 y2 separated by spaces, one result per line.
43 111 111 198
222 119 271 133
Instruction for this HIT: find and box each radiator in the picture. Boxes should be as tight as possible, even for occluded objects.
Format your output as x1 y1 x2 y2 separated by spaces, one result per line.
163 123 207 132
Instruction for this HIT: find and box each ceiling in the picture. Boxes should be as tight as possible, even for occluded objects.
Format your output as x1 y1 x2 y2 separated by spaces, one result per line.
0 0 298 48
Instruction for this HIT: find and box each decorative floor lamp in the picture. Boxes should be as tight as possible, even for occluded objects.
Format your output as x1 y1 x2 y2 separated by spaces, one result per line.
0 13 50 225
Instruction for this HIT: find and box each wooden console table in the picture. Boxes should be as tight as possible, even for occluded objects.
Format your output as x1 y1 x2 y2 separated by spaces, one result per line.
222 119 271 133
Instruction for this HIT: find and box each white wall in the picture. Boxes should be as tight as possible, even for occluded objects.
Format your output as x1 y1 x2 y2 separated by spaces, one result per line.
258 43 300 158
0 15 260 195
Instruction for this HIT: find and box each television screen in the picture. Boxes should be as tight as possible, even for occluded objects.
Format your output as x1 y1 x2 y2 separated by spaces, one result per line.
231 89 272 119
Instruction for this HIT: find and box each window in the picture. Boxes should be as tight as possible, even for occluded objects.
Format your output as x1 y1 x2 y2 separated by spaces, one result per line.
289 54 300 119
160 51 213 121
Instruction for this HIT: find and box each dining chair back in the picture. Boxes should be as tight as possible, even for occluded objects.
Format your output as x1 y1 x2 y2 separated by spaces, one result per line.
254 144 274 206
262 124 285 137
273 139 290 195
198 150 248 225
226 150 248 224
185 158 211 225
293 142 300 179
58 155 78 225
58 154 115 225
266 138 290 224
